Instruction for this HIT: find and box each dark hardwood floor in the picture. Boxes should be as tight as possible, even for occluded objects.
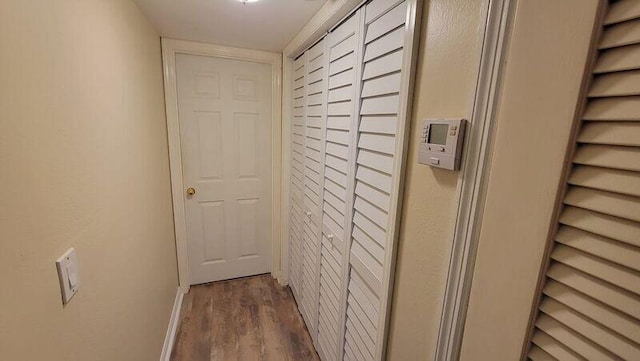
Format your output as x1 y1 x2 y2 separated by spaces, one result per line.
170 274 320 361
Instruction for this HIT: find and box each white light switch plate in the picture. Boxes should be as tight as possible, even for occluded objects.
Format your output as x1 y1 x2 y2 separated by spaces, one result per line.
56 248 80 305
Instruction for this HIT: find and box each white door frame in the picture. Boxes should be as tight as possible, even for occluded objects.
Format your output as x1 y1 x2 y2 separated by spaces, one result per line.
161 38 283 294
434 0 515 360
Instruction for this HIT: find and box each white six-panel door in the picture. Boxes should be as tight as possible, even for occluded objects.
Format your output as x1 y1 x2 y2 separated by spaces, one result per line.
287 0 418 360
176 53 273 285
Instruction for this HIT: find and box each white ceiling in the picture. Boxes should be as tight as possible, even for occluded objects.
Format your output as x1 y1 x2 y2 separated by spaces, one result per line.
132 0 327 52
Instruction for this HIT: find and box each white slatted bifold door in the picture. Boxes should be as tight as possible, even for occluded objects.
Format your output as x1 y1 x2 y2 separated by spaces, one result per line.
527 1 640 360
317 13 361 361
289 54 306 303
287 0 418 359
301 39 328 342
344 1 410 360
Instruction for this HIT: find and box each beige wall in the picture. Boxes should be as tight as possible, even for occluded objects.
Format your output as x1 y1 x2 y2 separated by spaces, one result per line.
386 0 488 359
0 1 178 360
460 1 599 360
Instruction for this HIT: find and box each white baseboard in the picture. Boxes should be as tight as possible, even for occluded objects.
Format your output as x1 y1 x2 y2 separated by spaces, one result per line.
160 287 184 361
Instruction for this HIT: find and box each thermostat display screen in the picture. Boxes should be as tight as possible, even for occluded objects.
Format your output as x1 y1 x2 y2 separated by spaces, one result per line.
428 124 448 145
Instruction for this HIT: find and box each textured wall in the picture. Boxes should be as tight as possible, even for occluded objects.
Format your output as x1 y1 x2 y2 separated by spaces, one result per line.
386 0 487 359
0 1 178 360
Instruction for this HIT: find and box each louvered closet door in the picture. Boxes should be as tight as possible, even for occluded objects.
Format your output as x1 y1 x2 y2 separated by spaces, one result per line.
301 39 328 340
527 1 640 360
343 0 411 360
316 13 362 361
289 54 307 302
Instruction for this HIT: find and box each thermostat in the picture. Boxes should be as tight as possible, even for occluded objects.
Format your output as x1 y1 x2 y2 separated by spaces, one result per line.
418 118 467 170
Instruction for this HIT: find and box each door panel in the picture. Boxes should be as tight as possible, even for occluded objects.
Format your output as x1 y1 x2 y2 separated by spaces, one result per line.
301 38 328 344
176 53 272 285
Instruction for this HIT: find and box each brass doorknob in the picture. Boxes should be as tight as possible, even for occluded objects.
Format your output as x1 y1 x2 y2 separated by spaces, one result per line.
186 187 196 196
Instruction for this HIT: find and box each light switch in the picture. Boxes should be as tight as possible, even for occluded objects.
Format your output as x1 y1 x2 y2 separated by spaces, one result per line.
56 248 80 305
67 263 79 287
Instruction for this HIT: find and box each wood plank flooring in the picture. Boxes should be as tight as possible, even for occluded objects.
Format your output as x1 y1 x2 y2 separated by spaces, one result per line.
170 274 320 361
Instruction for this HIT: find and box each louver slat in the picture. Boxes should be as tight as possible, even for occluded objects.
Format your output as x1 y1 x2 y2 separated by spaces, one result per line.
604 0 640 25
578 121 640 146
531 331 583 361
527 344 555 361
568 166 640 197
330 15 358 47
534 312 619 361
559 206 640 248
543 280 640 344
540 298 640 360
364 1 408 44
594 43 640 73
364 0 404 24
328 86 353 103
599 19 640 50
548 262 640 319
550 244 640 295
573 144 640 171
363 27 405 62
588 70 640 97
555 226 640 272
563 186 640 222
583 96 640 121
362 51 403 80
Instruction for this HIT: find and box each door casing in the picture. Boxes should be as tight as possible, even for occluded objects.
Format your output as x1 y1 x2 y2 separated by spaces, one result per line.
162 38 283 294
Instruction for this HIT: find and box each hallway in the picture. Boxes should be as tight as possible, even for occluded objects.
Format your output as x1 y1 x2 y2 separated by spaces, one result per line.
170 275 319 361
4 0 639 360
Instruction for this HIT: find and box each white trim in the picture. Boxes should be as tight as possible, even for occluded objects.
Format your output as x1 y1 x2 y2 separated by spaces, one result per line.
161 38 284 292
280 57 293 287
160 288 184 361
434 0 515 360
